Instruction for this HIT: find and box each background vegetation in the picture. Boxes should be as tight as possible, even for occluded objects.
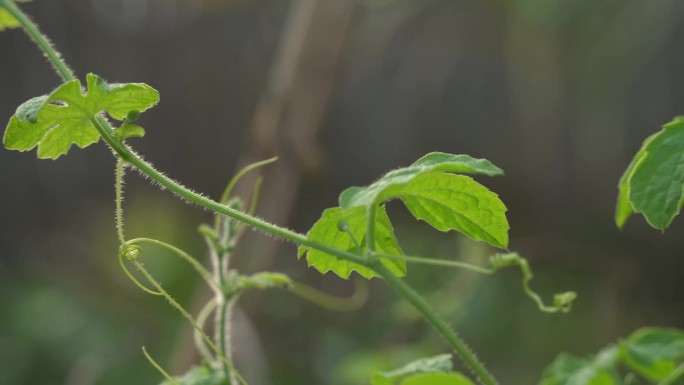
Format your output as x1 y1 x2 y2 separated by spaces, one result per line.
1 0 683 384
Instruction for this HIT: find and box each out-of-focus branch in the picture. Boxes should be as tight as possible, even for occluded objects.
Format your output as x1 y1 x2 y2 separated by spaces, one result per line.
236 0 356 272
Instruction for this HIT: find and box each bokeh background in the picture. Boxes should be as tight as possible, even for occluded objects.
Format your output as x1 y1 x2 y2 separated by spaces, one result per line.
1 0 684 384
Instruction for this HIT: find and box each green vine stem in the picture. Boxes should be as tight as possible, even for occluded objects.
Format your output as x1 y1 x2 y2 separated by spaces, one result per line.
659 363 684 385
0 0 75 81
142 347 180 385
1 2 498 384
247 177 263 216
116 159 233 380
127 256 248 385
193 299 218 365
210 161 273 382
214 156 278 229
370 261 497 385
115 158 126 244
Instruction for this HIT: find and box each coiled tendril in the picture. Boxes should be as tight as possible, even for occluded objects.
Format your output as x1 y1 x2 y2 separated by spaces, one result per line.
490 252 577 313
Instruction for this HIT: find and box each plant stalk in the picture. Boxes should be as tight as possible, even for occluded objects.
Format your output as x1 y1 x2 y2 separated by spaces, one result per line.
371 261 498 385
218 297 236 384
0 0 75 82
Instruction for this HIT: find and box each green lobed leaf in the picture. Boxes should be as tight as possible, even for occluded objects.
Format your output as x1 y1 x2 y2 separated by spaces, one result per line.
298 205 406 279
159 365 226 385
540 347 620 385
620 327 684 381
3 73 159 159
340 153 503 209
400 373 476 385
372 354 453 385
339 152 508 248
615 117 684 229
385 172 508 248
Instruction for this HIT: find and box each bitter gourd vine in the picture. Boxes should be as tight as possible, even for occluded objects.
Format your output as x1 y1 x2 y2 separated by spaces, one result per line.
0 1 593 384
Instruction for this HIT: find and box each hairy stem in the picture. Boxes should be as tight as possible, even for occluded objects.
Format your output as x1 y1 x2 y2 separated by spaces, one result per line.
371 261 498 385
0 0 75 81
4 3 499 384
132 259 247 385
214 156 278 230
115 158 126 244
194 299 218 364
218 297 232 381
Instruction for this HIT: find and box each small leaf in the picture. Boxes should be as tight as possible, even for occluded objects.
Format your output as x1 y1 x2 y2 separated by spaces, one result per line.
114 124 145 140
621 327 684 381
401 373 475 385
616 117 684 229
372 354 453 385
0 1 31 31
125 110 141 123
3 73 159 159
540 347 620 385
339 153 508 248
299 206 406 279
159 364 225 385
0 9 20 31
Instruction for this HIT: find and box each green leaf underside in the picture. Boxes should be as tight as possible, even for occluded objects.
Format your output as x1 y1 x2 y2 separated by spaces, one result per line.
409 153 504 176
160 365 225 385
384 172 508 248
3 73 158 159
616 117 684 229
372 354 453 385
298 206 406 279
540 347 619 385
401 373 475 385
621 327 684 381
615 146 647 228
339 152 508 248
340 153 503 210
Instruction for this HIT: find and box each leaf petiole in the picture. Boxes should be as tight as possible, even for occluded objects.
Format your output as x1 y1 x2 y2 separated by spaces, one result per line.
372 251 495 275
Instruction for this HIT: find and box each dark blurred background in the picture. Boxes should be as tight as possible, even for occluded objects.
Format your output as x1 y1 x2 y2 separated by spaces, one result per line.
1 0 684 384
